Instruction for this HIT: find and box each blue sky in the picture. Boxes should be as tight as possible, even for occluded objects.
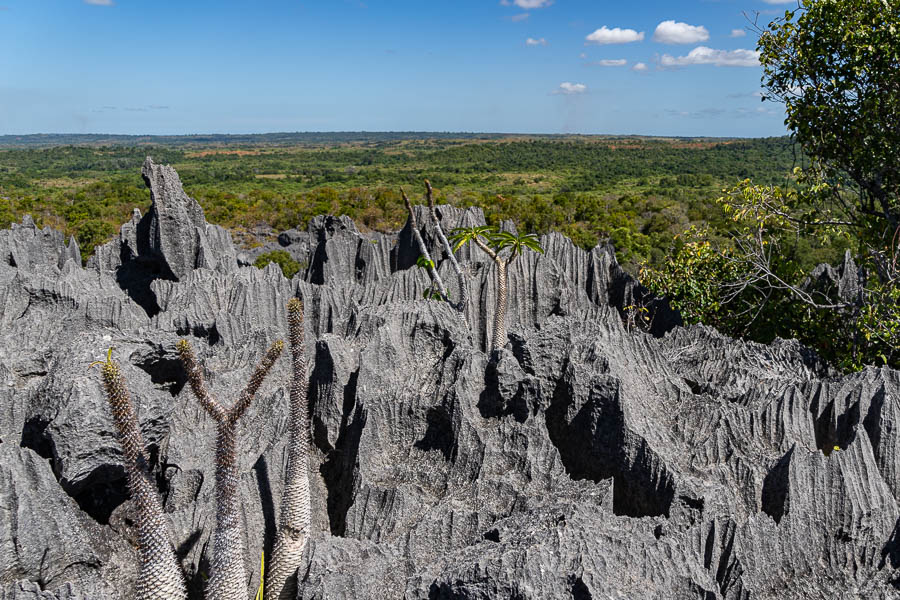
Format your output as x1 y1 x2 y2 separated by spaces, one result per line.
0 0 794 137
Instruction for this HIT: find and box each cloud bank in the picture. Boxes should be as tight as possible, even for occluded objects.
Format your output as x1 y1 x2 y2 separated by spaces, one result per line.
652 21 709 44
585 26 644 45
660 46 760 68
501 0 552 8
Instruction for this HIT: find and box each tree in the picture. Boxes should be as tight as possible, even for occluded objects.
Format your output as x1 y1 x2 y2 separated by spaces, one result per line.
756 0 900 367
93 349 188 600
757 0 900 240
95 302 315 600
401 187 451 303
401 181 469 322
646 0 900 370
449 226 543 351
265 298 312 600
425 180 469 318
177 339 284 600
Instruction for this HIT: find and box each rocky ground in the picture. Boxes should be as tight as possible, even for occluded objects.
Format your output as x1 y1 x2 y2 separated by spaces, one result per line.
1 158 899 599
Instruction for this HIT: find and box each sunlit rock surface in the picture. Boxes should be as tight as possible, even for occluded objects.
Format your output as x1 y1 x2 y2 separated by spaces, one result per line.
1 159 899 599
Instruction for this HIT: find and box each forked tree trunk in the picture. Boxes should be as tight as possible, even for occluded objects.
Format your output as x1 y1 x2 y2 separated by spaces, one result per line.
208 423 247 599
178 339 283 600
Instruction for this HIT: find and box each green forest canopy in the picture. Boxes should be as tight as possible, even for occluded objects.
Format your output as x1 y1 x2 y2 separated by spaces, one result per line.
0 136 807 272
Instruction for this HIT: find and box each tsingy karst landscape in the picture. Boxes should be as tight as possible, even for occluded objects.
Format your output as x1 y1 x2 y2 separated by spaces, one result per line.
3 1 900 598
1 156 899 599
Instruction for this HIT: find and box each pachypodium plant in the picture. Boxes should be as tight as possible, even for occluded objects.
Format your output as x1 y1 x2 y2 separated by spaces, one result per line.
92 348 188 600
402 181 469 322
177 338 284 600
265 298 312 600
424 180 469 319
449 226 544 351
416 256 445 301
402 186 450 302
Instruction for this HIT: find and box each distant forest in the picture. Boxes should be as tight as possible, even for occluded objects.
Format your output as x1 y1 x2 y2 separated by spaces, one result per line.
0 131 752 148
0 135 821 272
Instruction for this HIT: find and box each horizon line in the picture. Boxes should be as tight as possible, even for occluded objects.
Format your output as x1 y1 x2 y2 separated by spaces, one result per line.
0 130 787 141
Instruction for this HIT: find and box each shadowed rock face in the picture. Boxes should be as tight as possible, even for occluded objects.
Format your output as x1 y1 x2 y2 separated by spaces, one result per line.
1 159 899 600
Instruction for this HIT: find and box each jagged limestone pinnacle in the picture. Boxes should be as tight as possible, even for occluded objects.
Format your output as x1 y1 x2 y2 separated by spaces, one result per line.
95 353 187 600
265 298 312 600
177 339 283 600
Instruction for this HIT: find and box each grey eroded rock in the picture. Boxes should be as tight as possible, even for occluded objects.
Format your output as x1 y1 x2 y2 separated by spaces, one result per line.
2 159 900 599
86 157 237 315
803 249 865 308
140 157 237 280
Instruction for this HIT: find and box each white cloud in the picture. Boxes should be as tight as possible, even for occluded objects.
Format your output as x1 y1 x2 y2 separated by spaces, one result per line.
666 107 727 119
632 62 648 72
652 20 709 44
735 107 777 117
730 29 747 38
526 37 547 46
579 52 587 59
509 12 529 22
591 59 627 67
727 90 765 99
84 0 114 4
660 46 760 68
501 0 552 8
553 82 587 95
585 26 644 45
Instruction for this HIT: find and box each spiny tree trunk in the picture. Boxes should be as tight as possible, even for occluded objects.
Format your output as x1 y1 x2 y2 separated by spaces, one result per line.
470 236 513 352
210 423 245 597
178 339 283 600
491 258 509 351
425 180 469 322
98 359 188 600
265 298 312 600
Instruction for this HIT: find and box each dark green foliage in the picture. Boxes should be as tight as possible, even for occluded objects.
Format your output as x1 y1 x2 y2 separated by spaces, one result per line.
645 1 900 372
255 250 302 279
416 255 435 270
489 230 544 259
0 136 798 271
75 219 115 257
759 0 900 235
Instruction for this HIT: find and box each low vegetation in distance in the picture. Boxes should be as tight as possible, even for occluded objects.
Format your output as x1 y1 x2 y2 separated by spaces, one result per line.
0 134 816 275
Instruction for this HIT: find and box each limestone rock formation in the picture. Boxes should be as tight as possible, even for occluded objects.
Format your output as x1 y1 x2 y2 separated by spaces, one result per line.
1 159 899 599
